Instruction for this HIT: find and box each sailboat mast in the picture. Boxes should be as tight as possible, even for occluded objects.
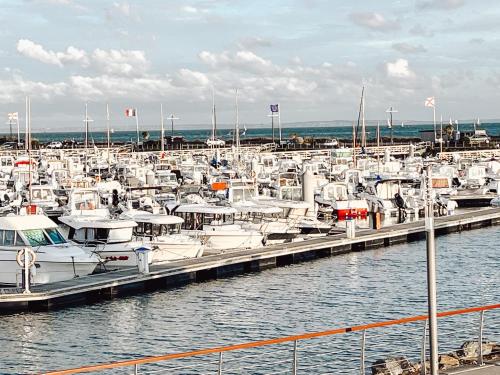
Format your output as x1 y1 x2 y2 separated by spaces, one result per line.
211 87 216 141
85 103 89 150
106 103 111 172
235 88 240 152
361 88 366 148
160 103 165 152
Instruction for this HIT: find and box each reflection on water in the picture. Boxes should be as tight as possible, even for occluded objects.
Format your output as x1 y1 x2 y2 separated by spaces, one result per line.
0 227 498 374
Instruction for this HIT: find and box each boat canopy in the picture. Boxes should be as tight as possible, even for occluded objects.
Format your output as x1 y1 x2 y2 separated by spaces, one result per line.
175 204 237 215
232 202 282 214
59 215 137 230
123 213 184 225
0 215 58 230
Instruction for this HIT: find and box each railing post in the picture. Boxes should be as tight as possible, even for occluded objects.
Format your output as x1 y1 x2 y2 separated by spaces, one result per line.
134 363 138 375
292 340 298 375
360 330 366 375
218 351 223 375
478 310 484 366
421 320 427 375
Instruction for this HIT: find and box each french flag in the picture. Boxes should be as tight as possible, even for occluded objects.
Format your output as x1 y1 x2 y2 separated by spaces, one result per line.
125 108 136 117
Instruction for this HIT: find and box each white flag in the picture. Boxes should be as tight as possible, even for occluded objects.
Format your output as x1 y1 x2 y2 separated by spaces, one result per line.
7 112 18 120
424 97 435 108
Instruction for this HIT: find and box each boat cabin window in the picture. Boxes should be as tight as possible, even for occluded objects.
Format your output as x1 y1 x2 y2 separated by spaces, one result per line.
23 229 51 247
1 158 13 167
46 228 66 244
0 230 24 246
70 227 110 243
134 222 181 237
32 189 53 200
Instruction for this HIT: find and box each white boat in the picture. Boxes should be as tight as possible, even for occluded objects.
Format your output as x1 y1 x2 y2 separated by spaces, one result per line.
232 201 300 244
120 212 204 262
0 215 99 285
174 204 264 250
58 215 146 267
315 182 368 220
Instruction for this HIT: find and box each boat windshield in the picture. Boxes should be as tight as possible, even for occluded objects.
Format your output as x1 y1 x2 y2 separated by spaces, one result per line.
46 228 67 244
23 229 51 246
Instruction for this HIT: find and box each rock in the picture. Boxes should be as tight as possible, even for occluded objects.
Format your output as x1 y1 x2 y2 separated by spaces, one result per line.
439 354 460 369
371 356 418 375
459 341 496 359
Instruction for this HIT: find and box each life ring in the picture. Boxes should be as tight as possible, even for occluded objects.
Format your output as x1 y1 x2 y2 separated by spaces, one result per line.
16 248 36 268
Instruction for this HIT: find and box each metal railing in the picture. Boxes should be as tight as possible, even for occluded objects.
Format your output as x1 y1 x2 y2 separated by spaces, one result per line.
41 303 499 375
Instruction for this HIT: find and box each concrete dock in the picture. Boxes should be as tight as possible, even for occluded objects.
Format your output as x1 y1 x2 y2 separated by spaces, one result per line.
1 207 499 313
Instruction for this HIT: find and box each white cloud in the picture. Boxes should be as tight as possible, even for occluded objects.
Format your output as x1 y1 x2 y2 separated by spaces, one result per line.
198 50 276 74
349 12 399 32
16 39 89 67
16 39 147 76
91 49 148 76
386 58 415 79
0 75 67 102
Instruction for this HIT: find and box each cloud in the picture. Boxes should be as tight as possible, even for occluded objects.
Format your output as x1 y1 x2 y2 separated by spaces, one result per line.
349 12 399 32
416 0 465 10
392 42 427 54
91 49 149 76
16 39 89 67
198 50 276 74
0 75 67 102
237 36 273 50
16 39 147 76
386 58 415 79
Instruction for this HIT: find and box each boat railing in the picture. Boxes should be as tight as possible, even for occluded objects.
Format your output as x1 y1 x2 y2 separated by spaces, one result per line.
41 303 499 374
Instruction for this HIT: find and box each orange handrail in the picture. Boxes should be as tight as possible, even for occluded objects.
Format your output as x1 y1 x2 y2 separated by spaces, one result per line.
42 303 500 375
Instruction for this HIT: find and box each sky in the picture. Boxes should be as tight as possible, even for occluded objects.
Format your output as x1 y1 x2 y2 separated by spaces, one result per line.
0 0 499 132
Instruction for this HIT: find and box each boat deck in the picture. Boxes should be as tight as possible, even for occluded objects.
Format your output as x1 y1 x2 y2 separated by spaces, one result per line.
1 207 499 312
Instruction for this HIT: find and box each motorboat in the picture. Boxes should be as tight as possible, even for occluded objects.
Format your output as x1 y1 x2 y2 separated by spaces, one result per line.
0 215 99 285
174 204 264 250
58 215 145 267
120 212 204 261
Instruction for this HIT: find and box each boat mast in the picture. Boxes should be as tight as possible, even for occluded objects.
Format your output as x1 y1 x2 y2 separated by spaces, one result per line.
106 103 111 172
235 88 240 159
361 88 366 149
160 103 165 152
27 97 32 207
211 87 216 142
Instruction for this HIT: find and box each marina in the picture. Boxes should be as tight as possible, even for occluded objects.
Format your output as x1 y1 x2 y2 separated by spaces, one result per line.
1 1 500 373
0 206 499 313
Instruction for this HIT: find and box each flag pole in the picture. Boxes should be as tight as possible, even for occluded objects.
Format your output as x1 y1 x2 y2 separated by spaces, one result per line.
135 108 140 145
278 102 282 144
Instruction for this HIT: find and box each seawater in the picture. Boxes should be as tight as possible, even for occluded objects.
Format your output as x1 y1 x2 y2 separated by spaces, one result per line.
0 226 497 374
16 122 500 143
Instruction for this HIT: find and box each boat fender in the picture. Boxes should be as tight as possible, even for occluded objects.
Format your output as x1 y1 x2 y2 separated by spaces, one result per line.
16 248 36 268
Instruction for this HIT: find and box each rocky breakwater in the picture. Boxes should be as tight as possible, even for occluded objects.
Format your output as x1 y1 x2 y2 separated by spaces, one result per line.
371 340 499 375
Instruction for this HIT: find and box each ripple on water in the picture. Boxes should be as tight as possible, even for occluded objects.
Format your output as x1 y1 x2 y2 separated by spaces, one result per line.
0 227 498 374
